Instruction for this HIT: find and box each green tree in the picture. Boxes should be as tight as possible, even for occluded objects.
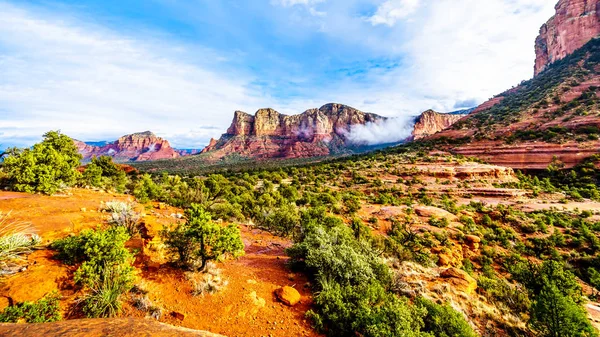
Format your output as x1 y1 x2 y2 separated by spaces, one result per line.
82 156 127 192
161 204 244 270
511 260 597 337
530 282 597 337
417 297 477 337
3 131 82 194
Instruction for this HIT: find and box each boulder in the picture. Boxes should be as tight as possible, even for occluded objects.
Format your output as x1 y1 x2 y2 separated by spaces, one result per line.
437 254 452 267
414 206 458 222
465 235 481 251
0 297 11 312
440 267 477 295
274 286 301 306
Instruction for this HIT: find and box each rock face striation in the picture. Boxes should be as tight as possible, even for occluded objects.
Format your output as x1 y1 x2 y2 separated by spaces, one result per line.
0 318 225 337
202 103 386 160
534 0 600 75
75 131 182 162
411 110 467 140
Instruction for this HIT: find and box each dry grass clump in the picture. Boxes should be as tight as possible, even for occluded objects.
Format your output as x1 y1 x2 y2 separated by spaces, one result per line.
0 211 41 274
103 201 141 236
102 201 133 213
185 262 228 296
130 284 162 320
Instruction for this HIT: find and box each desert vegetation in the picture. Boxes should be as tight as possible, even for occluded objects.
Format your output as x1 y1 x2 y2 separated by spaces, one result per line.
2 131 600 336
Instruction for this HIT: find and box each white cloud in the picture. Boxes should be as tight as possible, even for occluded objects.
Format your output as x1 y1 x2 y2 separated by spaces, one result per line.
0 0 560 150
368 0 421 26
289 0 556 118
344 116 416 145
0 2 269 149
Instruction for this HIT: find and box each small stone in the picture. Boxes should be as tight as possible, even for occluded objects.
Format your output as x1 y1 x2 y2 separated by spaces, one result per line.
170 311 185 320
274 286 301 306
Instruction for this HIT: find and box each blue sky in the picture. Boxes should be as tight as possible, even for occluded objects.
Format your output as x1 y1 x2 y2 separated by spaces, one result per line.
0 0 556 149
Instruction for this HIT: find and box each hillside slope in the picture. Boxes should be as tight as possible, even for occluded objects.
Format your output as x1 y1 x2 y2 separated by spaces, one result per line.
430 37 600 169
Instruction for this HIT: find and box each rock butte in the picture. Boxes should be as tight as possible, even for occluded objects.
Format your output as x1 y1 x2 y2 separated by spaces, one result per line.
411 110 468 140
75 131 183 162
201 103 387 160
535 0 600 75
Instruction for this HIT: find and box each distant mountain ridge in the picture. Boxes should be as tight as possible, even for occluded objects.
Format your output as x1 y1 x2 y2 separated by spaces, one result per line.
75 131 200 162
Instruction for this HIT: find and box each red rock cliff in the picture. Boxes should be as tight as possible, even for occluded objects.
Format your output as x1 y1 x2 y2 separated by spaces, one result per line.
411 110 467 140
75 131 181 162
203 103 386 160
534 0 600 75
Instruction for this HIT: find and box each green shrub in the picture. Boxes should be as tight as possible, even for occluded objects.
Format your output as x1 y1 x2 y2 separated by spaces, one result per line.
0 212 41 271
417 297 477 337
133 174 163 203
428 216 449 228
259 204 300 236
51 227 135 318
3 131 82 194
0 292 61 323
79 264 135 318
287 223 390 286
510 260 597 337
161 204 244 271
530 282 597 337
51 227 131 269
308 280 428 337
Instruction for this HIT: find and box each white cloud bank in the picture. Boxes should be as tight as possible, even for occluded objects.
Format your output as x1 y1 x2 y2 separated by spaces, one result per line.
368 0 421 26
344 116 416 145
0 2 267 149
0 0 558 149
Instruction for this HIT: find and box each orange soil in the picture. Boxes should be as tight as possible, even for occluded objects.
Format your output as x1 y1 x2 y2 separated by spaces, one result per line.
0 189 322 337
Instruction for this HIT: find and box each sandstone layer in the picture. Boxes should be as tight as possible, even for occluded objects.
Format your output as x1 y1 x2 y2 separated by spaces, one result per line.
534 0 600 75
0 318 224 337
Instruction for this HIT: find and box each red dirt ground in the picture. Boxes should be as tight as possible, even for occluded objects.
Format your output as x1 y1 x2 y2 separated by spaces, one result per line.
0 189 322 337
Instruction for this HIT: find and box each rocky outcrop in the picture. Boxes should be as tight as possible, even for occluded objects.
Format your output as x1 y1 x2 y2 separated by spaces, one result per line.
0 318 225 337
75 131 182 162
202 103 386 160
411 110 467 140
200 138 218 154
534 0 600 75
440 267 478 295
452 140 600 169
